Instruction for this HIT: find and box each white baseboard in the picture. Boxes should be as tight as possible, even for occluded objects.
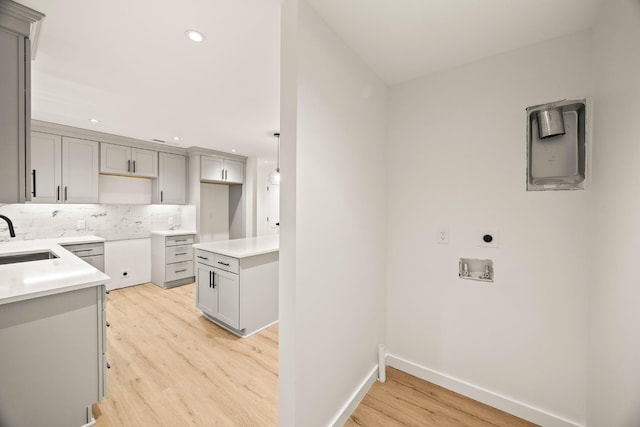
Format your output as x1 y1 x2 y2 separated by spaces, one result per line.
387 354 583 427
329 366 378 427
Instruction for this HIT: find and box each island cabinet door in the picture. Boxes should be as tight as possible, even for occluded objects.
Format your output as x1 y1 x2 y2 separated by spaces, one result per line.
213 267 240 329
196 263 216 315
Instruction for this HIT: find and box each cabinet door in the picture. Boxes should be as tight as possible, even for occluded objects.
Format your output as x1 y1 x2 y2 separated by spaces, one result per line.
131 148 158 178
214 268 240 329
159 153 186 204
224 160 244 184
100 143 131 175
0 30 27 203
201 156 224 181
30 132 62 203
62 137 99 203
196 263 217 315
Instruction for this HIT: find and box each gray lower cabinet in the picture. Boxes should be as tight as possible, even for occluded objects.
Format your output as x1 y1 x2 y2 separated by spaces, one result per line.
195 249 278 337
61 241 105 272
151 233 195 288
0 285 107 427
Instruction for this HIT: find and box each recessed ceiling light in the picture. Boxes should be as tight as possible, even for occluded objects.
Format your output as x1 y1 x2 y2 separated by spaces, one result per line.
173 136 180 141
89 118 100 123
185 30 205 43
231 149 236 153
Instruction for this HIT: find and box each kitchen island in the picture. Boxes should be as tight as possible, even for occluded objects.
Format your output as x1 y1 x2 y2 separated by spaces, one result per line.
193 235 278 337
0 237 110 427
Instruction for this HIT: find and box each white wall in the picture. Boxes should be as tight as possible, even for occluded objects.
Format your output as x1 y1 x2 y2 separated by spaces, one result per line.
280 1 388 425
198 183 229 242
386 32 592 426
105 238 151 290
589 1 640 425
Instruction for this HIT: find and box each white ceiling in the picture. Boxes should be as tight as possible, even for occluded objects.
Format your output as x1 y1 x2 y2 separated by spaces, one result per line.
307 0 600 85
20 0 282 159
18 0 599 160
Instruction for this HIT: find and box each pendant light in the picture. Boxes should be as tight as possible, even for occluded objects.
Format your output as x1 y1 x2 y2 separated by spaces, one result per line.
269 132 281 185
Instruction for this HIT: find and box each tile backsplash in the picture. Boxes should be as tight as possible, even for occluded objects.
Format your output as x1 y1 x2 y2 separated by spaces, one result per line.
0 204 195 242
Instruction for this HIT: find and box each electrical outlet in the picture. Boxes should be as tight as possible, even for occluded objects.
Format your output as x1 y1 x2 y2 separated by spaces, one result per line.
120 269 129 278
77 219 86 230
168 216 174 226
436 229 449 244
478 230 499 248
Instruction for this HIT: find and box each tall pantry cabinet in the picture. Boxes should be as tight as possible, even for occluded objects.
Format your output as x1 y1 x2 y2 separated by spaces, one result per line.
0 1 44 203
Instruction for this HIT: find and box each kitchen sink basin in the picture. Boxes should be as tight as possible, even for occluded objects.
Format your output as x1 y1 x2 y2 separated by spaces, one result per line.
0 250 59 265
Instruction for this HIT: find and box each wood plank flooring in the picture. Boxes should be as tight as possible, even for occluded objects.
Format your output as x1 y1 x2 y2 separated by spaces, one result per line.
93 283 278 426
94 283 537 427
345 368 538 427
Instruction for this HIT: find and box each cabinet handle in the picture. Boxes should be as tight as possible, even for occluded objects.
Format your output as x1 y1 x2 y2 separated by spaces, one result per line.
31 170 36 197
73 249 94 255
212 271 216 288
133 160 136 173
175 269 187 273
197 255 209 260
64 186 68 201
225 169 228 180
175 252 188 256
57 185 60 201
160 190 163 203
209 271 213 288
217 261 230 266
127 160 131 173
221 169 224 180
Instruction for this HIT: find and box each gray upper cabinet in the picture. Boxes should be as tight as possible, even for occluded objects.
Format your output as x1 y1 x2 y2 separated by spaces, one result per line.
31 132 62 203
100 142 158 178
201 156 244 184
0 2 44 203
30 132 100 204
158 152 187 204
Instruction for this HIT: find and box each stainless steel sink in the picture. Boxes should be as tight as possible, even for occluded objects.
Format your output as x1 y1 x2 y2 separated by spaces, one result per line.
0 250 59 265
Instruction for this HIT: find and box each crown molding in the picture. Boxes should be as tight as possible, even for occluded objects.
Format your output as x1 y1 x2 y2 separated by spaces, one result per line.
0 0 44 37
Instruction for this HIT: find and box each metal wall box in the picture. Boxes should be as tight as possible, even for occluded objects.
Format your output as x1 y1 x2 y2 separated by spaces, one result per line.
459 258 494 283
526 99 587 191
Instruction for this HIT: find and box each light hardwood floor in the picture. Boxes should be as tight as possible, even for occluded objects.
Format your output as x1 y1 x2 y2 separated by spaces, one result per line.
93 283 278 426
94 283 536 427
346 368 538 427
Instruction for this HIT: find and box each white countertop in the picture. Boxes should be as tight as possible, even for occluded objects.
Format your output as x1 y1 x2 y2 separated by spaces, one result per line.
0 236 110 305
193 235 279 259
151 230 197 237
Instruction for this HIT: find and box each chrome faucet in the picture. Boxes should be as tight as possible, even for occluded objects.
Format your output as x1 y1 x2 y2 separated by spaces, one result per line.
0 215 16 238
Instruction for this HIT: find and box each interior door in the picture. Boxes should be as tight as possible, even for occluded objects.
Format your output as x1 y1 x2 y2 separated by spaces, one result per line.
266 182 280 235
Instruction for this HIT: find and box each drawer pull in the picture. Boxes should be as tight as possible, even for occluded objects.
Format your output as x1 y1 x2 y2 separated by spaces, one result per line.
175 252 188 256
175 269 188 273
217 261 230 266
174 239 187 242
197 255 209 260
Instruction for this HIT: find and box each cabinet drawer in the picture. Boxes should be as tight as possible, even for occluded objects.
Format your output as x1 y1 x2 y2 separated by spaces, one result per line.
165 261 194 282
62 242 104 256
165 245 193 264
195 249 215 267
214 254 239 274
166 235 194 247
